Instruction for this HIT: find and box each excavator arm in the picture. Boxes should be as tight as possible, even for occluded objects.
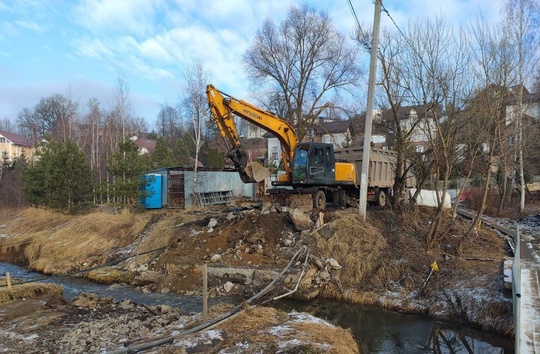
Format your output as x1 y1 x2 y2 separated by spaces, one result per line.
206 84 297 183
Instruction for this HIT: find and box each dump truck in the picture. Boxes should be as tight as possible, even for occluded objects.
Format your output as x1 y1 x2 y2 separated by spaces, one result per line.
206 84 412 209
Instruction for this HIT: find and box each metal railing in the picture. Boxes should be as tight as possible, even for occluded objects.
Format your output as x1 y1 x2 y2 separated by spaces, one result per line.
512 225 521 353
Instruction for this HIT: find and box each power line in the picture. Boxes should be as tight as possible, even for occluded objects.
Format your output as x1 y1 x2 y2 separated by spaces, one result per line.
347 0 362 32
380 1 434 88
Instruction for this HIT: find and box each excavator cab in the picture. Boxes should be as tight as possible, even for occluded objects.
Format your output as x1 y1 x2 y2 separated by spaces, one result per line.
292 143 336 186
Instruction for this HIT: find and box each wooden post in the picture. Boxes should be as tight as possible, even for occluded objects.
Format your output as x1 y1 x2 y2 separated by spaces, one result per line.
202 263 208 322
6 272 13 295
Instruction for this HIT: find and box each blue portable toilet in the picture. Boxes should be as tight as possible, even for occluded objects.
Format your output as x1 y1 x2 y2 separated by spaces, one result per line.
140 173 162 209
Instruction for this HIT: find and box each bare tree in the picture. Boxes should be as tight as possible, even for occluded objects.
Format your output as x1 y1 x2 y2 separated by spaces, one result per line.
355 27 424 207
454 17 519 249
181 59 211 207
401 17 474 249
243 4 362 142
17 93 78 142
503 0 540 213
112 73 132 143
0 117 16 133
155 103 182 146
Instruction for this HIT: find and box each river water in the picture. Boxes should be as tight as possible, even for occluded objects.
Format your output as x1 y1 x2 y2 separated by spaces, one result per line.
1 262 514 353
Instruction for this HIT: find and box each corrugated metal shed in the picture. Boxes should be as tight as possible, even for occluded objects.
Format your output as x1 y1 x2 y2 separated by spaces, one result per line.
144 167 256 209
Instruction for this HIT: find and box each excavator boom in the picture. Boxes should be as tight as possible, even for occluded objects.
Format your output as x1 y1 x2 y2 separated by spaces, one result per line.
206 84 297 183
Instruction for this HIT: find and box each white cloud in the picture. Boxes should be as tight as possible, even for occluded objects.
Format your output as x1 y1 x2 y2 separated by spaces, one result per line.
15 20 46 32
76 38 115 59
73 0 163 36
139 37 173 62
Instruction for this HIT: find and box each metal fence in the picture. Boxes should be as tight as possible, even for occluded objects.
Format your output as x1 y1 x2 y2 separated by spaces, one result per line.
512 225 521 353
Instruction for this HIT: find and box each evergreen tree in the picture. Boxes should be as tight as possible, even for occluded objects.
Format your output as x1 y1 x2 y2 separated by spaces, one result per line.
107 139 152 206
23 139 93 211
152 137 175 169
206 147 225 169
173 138 192 167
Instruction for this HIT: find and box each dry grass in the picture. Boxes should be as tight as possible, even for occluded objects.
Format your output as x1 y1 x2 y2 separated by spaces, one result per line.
86 267 135 284
218 306 359 353
2 208 151 274
291 320 359 354
0 283 63 304
315 209 387 286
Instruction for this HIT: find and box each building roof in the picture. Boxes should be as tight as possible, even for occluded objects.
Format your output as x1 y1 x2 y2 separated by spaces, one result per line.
313 120 350 134
134 137 157 154
0 130 33 147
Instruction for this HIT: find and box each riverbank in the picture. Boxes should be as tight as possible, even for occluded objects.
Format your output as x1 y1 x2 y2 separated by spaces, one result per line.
0 283 358 353
0 205 517 343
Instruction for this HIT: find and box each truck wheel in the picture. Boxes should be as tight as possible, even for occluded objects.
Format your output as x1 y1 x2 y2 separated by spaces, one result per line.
339 190 347 208
377 189 387 208
313 190 326 210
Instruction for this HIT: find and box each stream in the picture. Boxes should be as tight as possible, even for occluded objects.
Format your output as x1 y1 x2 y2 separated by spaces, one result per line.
1 262 514 353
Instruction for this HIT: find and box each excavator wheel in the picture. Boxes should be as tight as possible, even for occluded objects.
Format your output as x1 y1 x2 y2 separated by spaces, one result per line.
313 190 326 210
332 190 340 208
339 190 347 208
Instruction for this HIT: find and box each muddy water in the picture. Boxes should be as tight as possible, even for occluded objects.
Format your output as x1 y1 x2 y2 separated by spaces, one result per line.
1 263 514 353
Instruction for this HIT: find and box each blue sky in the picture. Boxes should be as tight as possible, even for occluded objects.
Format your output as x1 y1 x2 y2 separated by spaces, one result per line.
0 0 503 130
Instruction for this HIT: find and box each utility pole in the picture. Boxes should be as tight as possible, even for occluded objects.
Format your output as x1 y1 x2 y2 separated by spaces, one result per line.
359 0 382 220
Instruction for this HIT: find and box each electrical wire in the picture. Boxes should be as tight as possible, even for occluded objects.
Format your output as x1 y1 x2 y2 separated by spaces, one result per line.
347 0 362 32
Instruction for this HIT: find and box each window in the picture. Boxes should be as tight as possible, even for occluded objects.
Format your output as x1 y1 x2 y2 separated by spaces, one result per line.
0 137 5 143
271 146 279 160
416 146 424 153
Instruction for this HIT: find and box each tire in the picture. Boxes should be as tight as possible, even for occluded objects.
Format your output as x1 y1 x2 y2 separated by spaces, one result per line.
332 190 340 208
313 190 326 210
377 189 387 208
339 190 347 208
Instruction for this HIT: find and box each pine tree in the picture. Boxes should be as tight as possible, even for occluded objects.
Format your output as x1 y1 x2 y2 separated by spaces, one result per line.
107 139 152 206
173 138 192 167
23 139 93 211
152 137 175 169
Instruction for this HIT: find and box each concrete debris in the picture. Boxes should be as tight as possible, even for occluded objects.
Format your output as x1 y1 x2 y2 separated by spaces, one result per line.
261 202 273 215
210 254 222 263
289 209 314 231
222 281 234 293
326 258 342 270
283 238 293 247
207 218 218 228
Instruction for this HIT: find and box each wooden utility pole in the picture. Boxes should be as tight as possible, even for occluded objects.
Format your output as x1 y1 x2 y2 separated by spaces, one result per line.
359 0 382 219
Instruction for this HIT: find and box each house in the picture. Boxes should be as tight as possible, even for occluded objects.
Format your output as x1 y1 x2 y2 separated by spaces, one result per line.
350 110 388 149
504 86 540 125
132 136 156 155
310 118 352 147
351 105 439 153
501 86 540 176
0 130 33 166
265 118 353 167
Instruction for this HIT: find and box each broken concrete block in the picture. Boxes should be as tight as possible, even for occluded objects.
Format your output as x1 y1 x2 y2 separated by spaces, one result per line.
222 281 234 293
207 218 218 228
290 208 314 231
326 258 342 270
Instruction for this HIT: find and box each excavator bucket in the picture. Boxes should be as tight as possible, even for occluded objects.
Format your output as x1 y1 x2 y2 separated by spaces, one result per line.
245 161 271 183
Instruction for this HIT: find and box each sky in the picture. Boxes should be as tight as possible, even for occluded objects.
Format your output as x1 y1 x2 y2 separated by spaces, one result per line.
0 0 504 130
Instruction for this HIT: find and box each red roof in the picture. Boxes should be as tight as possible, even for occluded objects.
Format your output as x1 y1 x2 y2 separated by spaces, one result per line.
134 137 157 154
0 130 32 147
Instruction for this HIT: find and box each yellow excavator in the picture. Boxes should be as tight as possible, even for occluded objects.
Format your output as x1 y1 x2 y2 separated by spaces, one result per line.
207 84 365 209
